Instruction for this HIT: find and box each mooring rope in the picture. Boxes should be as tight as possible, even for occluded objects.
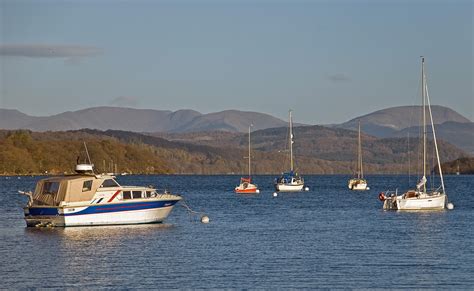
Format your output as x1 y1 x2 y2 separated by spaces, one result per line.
179 199 209 223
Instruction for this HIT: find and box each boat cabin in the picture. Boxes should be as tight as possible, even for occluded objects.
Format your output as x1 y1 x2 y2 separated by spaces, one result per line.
32 174 120 206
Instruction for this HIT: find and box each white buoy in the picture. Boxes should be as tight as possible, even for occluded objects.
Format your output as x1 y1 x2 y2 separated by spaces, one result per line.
256 189 260 194
273 192 278 197
447 203 454 210
304 187 309 191
201 215 210 224
366 187 370 190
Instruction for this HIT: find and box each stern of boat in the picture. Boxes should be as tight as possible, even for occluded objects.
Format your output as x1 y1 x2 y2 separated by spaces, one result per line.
23 206 66 227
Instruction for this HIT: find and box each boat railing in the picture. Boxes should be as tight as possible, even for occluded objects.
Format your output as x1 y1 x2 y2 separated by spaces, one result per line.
384 189 398 199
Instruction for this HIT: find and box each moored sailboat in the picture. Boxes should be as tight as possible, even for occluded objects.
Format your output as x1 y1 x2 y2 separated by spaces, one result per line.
235 125 260 194
274 110 306 192
348 121 369 190
379 57 451 210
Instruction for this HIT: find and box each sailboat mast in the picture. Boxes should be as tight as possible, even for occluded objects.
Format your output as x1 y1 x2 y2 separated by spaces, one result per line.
289 110 294 171
248 125 251 177
422 57 427 193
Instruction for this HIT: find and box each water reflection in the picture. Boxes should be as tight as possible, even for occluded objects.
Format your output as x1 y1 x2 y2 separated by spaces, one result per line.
25 223 175 240
21 223 179 288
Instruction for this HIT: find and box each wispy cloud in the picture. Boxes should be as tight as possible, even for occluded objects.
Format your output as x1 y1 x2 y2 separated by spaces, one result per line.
0 44 102 58
326 73 351 83
109 96 140 107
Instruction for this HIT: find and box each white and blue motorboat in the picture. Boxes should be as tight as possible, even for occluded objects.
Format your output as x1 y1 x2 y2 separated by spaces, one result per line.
20 164 182 227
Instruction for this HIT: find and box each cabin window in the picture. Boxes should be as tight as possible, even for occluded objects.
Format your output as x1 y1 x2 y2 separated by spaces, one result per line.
82 180 93 192
145 191 152 198
42 182 60 195
101 179 119 188
132 191 142 199
122 191 131 200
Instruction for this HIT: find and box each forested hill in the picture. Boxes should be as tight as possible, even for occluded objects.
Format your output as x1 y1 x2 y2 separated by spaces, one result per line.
0 128 469 175
440 157 474 175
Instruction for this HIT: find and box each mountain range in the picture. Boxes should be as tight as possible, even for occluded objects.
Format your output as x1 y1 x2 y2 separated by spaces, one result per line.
1 105 472 154
0 107 287 133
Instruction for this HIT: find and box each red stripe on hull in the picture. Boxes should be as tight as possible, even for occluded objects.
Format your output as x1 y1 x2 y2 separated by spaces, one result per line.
108 190 121 202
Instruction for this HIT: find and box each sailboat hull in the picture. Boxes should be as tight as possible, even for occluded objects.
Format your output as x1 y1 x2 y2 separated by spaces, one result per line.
275 183 304 192
235 183 260 194
383 193 446 210
348 179 368 190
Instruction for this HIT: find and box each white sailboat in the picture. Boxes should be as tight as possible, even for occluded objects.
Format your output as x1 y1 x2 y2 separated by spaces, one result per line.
235 125 260 194
348 121 368 190
274 110 305 192
379 57 450 210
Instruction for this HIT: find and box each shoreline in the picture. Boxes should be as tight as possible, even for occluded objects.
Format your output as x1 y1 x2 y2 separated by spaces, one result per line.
1 173 471 177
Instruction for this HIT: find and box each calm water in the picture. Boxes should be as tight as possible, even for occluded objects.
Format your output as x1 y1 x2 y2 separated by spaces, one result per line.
1 175 473 289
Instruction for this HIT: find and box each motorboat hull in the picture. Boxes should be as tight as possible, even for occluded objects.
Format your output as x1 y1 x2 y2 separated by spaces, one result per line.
275 183 304 192
23 199 181 227
383 193 446 210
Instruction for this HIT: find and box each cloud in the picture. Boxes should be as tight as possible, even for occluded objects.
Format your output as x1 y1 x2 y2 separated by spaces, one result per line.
326 73 351 83
0 44 102 58
109 96 140 107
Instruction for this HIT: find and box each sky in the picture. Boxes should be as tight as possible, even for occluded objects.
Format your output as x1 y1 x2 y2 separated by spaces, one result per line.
0 0 472 124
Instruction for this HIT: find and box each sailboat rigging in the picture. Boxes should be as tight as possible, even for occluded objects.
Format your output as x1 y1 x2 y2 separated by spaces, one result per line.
348 121 369 190
274 110 307 192
235 125 260 194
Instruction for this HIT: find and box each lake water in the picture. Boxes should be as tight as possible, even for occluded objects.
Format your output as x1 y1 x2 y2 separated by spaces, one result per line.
1 175 473 289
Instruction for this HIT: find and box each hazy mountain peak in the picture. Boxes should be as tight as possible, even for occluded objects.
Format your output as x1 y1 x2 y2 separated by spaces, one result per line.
339 105 470 137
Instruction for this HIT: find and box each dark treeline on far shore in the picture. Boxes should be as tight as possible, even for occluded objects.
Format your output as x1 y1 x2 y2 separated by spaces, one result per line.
0 129 471 176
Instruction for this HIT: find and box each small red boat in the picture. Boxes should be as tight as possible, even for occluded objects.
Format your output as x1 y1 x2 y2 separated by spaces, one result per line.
235 177 260 194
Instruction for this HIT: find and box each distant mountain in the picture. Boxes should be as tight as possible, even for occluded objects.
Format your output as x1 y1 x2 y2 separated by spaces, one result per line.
171 110 287 132
0 107 287 133
337 105 471 137
391 121 474 154
0 109 35 129
334 105 473 153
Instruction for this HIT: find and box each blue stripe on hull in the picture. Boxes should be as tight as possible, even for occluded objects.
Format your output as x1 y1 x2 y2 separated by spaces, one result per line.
67 200 179 216
26 200 179 217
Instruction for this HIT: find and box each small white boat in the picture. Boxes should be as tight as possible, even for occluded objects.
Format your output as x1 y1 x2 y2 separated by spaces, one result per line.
274 110 305 192
275 174 304 192
379 57 449 210
235 125 260 194
348 121 368 191
20 163 181 227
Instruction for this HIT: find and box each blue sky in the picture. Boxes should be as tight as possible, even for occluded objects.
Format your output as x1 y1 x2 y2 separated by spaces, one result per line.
1 0 472 124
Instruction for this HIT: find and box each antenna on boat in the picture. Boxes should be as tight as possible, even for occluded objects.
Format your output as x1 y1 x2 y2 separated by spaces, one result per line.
75 142 95 174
